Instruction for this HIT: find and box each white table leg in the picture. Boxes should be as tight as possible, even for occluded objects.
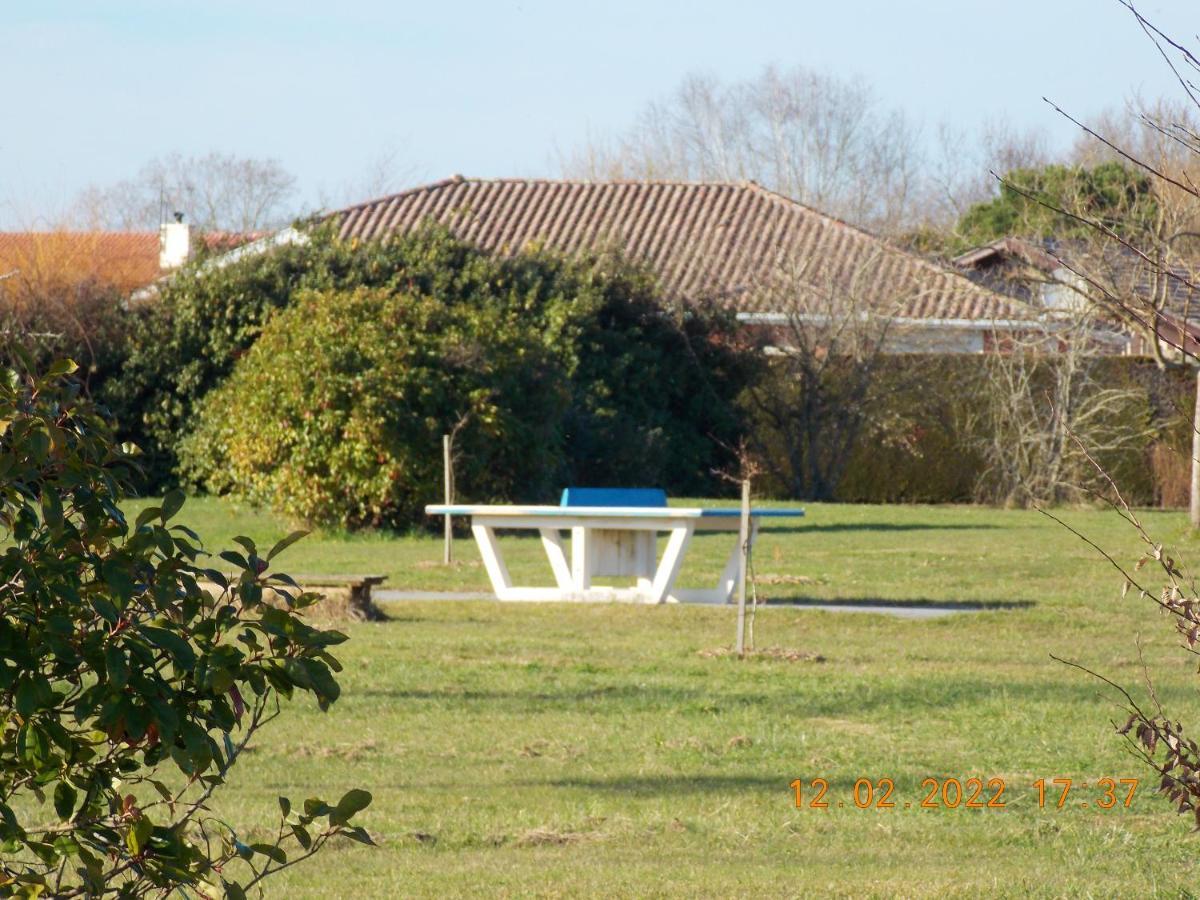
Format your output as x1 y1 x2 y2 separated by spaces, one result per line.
539 528 573 591
570 526 592 590
672 520 760 604
648 523 694 604
472 523 514 599
635 530 655 594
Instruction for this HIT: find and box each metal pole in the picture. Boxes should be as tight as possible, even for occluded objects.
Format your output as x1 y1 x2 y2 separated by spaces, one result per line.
443 434 453 564
735 479 750 657
1191 369 1200 528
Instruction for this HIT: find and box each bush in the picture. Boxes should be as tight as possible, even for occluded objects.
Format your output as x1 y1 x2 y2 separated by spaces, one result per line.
107 222 489 489
113 225 752 499
180 285 570 528
175 232 753 527
747 355 1178 506
0 358 371 897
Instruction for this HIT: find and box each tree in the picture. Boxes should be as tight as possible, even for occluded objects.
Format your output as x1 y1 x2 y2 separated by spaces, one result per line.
953 161 1158 251
173 234 754 527
0 231 134 391
74 152 299 233
559 66 926 236
969 310 1152 506
179 284 573 528
739 253 924 500
0 358 371 897
1045 0 1200 833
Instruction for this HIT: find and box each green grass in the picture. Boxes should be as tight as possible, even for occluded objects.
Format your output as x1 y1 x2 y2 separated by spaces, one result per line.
132 497 1200 896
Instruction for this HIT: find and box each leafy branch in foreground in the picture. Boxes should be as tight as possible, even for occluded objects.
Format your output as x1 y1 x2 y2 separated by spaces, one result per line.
0 357 371 898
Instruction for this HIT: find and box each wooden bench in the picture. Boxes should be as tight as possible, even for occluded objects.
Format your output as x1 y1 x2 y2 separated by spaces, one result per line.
198 573 388 621
291 574 387 621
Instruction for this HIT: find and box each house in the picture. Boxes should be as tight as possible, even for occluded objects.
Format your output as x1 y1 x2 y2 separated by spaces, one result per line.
952 237 1200 358
331 177 1047 354
0 221 269 303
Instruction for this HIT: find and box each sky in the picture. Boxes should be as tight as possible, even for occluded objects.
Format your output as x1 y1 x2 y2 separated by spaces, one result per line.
1 0 1197 227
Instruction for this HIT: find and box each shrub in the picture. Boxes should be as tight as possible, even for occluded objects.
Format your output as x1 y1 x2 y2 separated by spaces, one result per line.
746 354 1176 506
112 225 752 498
107 222 495 489
0 358 371 897
180 285 571 528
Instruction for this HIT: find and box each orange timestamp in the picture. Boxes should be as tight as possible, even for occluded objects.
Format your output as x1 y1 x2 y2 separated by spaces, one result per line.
789 777 1140 810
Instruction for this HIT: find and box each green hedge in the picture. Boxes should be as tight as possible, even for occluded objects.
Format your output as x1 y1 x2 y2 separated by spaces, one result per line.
756 355 1189 507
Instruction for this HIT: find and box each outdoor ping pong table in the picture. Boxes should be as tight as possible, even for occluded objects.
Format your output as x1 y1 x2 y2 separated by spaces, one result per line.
426 489 804 604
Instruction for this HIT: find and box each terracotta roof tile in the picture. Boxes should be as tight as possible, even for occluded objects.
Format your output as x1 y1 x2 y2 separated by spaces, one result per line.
334 178 1030 322
0 232 161 294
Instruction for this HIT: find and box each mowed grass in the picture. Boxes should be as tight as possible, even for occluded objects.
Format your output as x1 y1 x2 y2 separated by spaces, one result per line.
124 497 1200 897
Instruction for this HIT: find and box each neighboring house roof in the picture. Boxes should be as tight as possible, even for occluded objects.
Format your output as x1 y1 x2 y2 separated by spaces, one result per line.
198 231 272 254
955 235 1200 324
0 232 161 295
334 177 1030 323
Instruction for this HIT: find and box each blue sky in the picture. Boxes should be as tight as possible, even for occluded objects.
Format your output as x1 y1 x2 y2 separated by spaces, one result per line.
1 0 1195 226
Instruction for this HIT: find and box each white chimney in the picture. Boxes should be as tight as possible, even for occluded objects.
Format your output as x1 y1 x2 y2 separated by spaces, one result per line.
159 215 191 269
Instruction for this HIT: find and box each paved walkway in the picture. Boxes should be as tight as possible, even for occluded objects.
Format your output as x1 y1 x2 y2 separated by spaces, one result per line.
375 591 981 618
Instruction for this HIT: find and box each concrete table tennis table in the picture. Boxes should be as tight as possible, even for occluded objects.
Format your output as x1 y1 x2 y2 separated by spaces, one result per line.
426 488 804 605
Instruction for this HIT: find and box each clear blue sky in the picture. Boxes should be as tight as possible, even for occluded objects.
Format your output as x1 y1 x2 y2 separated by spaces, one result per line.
1 0 1195 226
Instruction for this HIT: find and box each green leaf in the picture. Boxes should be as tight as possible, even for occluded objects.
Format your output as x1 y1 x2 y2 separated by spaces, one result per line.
46 359 78 377
126 816 153 857
15 678 40 717
302 798 331 817
331 789 372 826
139 625 196 669
135 505 162 530
291 823 312 850
232 536 258 557
278 796 291 818
17 722 50 766
40 490 63 531
53 782 77 822
223 880 248 900
219 550 249 570
105 644 129 689
343 826 376 845
267 530 309 561
250 843 287 864
160 489 185 522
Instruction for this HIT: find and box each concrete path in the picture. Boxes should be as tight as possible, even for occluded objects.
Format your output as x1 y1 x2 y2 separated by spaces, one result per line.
375 591 982 618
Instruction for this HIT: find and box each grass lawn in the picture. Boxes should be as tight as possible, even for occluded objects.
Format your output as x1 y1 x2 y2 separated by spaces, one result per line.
127 497 1200 897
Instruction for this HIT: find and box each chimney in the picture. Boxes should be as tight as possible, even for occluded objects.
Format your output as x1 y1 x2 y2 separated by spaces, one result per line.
159 212 191 269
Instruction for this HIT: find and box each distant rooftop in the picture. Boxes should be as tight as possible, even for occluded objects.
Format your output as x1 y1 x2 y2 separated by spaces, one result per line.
333 177 1029 322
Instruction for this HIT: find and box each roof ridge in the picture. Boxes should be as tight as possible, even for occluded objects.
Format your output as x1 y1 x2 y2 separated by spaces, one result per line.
329 176 765 218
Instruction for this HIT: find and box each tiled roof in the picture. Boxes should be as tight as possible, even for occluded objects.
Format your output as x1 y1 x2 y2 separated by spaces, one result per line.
956 235 1200 324
334 177 1030 321
0 232 161 294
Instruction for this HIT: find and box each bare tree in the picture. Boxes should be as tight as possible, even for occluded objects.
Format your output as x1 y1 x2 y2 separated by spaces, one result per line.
1031 2 1200 835
0 230 130 386
923 118 1054 229
741 253 923 499
316 144 421 210
74 152 298 233
970 309 1151 506
559 66 926 235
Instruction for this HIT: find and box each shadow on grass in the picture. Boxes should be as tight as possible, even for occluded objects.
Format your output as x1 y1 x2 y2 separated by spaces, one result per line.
354 674 1116 717
487 521 1000 539
530 774 788 795
754 522 1000 535
760 598 1035 611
